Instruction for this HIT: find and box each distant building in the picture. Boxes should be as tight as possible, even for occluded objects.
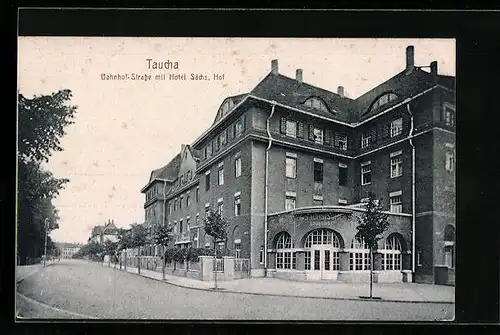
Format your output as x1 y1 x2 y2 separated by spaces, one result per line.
89 220 120 244
56 242 83 259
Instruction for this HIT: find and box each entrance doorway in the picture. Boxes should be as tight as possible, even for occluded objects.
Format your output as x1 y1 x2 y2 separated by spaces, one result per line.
304 229 342 280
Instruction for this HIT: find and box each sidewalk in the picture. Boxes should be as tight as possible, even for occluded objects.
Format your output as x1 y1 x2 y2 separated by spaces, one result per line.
108 263 454 304
16 260 58 283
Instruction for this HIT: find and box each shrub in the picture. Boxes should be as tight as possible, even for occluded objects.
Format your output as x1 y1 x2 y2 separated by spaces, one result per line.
173 247 187 263
164 248 177 264
186 247 213 262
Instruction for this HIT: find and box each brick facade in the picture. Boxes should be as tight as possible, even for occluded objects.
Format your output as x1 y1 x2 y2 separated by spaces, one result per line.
141 46 455 284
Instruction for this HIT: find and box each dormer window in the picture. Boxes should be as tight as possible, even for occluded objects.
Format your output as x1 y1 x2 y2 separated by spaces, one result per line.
369 92 398 112
220 100 235 118
303 97 329 113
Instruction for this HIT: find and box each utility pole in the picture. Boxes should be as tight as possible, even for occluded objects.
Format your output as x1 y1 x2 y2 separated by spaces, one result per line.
43 218 49 267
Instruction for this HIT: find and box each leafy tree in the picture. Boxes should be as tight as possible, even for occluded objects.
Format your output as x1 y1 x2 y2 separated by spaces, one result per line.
203 210 229 290
17 90 77 264
73 241 104 261
356 195 390 299
152 223 174 279
129 223 148 274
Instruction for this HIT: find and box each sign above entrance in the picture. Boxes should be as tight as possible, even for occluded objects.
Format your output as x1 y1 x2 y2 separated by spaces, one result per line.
294 212 352 224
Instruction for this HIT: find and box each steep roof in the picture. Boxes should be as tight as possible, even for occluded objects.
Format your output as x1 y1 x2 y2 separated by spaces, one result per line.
150 153 182 182
212 93 249 125
353 68 455 122
249 72 354 123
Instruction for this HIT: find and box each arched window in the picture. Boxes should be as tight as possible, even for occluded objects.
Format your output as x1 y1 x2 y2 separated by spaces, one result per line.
303 229 342 271
349 234 371 271
303 97 330 113
444 225 455 268
368 92 398 113
304 229 342 248
382 234 403 270
219 99 235 118
275 232 296 270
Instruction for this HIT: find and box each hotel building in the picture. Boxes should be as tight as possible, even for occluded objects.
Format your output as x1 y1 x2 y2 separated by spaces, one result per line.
141 46 455 285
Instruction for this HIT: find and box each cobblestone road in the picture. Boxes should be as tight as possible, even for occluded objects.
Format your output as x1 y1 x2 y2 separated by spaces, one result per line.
16 259 454 321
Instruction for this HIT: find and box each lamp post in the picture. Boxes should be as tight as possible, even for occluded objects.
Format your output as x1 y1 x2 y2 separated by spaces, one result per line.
43 218 49 267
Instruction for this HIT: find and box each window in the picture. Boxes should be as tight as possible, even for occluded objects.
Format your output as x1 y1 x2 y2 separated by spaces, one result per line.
305 251 311 270
186 193 190 207
304 97 329 113
390 118 403 137
382 235 403 270
417 249 422 267
285 195 296 210
369 93 398 112
275 232 296 270
206 142 213 158
339 163 348 186
335 133 348 151
313 160 323 183
444 225 455 268
220 130 227 147
205 171 210 191
234 195 241 217
220 100 234 118
179 195 183 209
186 218 190 232
235 243 241 258
259 246 264 264
205 203 210 217
235 118 244 137
285 119 297 138
390 152 403 178
235 155 242 178
217 199 224 216
445 151 455 172
444 105 455 127
361 132 371 148
349 234 371 271
313 127 324 144
285 154 297 179
361 162 371 185
390 192 403 213
179 220 183 234
218 164 224 186
195 187 199 202
174 198 178 211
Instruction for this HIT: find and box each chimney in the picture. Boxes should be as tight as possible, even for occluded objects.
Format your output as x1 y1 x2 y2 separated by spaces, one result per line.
271 59 279 74
406 45 415 71
430 61 438 76
337 86 345 98
296 69 303 83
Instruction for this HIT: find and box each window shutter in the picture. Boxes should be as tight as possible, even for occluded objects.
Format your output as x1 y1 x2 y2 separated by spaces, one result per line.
383 124 389 139
324 129 331 145
308 124 315 141
280 117 287 134
214 137 220 152
297 122 304 138
241 114 246 132
371 128 377 144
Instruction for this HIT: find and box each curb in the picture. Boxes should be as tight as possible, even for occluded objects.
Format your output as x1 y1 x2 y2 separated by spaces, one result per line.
16 262 56 284
113 266 454 305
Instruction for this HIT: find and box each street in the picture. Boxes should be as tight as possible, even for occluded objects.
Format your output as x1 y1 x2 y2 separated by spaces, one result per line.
16 259 453 320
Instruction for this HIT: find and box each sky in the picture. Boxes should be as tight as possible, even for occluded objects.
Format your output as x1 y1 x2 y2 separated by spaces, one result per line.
17 37 455 243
